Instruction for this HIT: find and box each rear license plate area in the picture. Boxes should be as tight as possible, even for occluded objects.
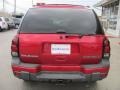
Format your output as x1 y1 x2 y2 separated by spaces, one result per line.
51 44 71 55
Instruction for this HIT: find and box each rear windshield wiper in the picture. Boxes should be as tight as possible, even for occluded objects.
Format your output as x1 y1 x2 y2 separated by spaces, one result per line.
79 33 96 36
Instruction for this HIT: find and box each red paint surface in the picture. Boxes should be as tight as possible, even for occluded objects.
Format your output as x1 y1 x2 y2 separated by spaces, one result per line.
18 34 105 65
11 4 111 80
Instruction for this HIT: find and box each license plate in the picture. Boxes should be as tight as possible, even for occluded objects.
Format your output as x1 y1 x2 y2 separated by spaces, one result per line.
51 44 71 55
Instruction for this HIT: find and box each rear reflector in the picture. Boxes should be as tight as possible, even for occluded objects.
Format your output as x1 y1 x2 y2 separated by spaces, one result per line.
11 52 18 57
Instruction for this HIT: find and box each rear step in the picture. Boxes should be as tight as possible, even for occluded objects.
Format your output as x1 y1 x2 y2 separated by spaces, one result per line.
36 72 85 80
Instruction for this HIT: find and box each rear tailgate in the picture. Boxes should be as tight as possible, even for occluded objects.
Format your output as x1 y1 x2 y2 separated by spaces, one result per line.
19 34 104 65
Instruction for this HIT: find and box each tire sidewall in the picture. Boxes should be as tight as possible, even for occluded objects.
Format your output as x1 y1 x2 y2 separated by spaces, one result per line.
0 27 2 32
7 25 10 30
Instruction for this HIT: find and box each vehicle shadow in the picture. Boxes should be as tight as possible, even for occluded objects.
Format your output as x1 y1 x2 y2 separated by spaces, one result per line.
21 81 98 90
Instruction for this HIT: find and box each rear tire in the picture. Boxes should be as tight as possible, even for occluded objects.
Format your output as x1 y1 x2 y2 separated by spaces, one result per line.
0 27 2 32
23 79 36 83
7 25 10 30
89 80 97 83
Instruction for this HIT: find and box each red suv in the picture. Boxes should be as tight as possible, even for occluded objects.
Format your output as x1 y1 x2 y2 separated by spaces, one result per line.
11 4 110 82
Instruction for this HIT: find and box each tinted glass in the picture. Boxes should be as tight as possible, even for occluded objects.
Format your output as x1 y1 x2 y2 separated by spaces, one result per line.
20 8 102 34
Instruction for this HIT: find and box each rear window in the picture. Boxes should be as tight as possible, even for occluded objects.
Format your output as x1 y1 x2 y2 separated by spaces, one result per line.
19 8 103 34
5 18 9 21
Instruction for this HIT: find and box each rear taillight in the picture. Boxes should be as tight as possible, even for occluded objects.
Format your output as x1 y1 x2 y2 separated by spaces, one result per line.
103 38 110 59
11 35 19 57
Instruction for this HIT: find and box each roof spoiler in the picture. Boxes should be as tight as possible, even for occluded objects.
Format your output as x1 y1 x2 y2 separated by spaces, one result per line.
33 3 90 9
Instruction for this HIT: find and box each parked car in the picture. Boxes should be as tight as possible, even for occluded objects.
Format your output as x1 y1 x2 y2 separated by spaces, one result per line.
11 4 110 82
13 18 21 29
0 17 8 32
5 17 15 29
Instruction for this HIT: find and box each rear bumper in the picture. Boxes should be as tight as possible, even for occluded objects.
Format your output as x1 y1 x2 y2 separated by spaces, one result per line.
11 57 110 82
14 71 107 82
